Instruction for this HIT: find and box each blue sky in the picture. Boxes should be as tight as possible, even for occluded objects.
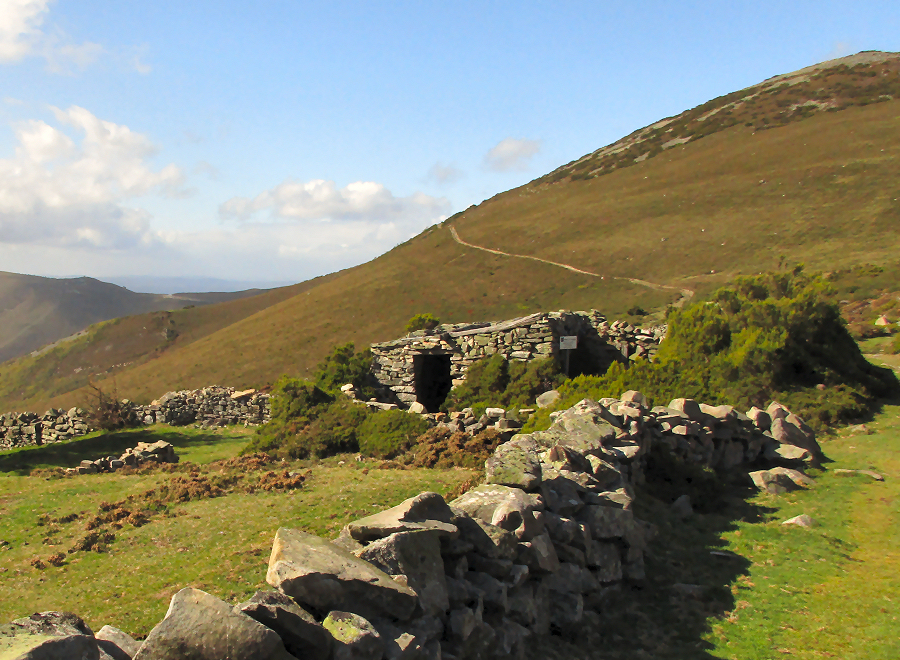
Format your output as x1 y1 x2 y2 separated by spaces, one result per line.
0 1 897 291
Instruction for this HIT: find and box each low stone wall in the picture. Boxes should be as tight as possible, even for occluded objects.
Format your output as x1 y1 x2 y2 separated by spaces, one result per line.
4 394 820 660
0 407 91 451
131 386 271 428
0 386 272 453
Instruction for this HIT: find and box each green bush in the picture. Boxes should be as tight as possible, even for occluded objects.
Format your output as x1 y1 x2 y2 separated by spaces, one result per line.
405 313 441 334
443 355 564 412
357 409 430 459
242 377 334 456
284 398 371 459
313 343 376 399
525 269 898 433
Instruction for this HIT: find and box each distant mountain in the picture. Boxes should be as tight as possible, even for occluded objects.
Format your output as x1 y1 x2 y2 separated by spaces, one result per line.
0 271 266 363
104 276 296 295
2 51 900 413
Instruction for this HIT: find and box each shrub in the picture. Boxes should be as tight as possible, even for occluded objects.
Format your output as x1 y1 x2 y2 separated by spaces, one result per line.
313 343 376 399
284 398 371 459
405 313 441 333
83 381 135 431
442 355 564 412
242 377 333 456
358 409 430 459
525 268 898 433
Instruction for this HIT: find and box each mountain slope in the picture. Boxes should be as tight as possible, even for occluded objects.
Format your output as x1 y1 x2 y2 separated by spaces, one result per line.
0 272 268 363
2 52 900 413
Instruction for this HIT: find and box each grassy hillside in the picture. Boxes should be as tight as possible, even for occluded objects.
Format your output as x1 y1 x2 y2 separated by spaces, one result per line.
0 278 330 411
0 271 267 363
2 53 900 412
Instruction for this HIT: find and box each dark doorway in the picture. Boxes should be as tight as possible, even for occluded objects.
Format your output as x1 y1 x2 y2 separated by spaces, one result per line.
413 354 452 412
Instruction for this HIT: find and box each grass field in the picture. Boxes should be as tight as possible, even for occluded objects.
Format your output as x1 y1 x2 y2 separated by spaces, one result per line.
1 398 898 658
0 427 477 636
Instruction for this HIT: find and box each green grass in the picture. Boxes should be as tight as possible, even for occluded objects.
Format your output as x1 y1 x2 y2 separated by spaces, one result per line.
0 427 476 636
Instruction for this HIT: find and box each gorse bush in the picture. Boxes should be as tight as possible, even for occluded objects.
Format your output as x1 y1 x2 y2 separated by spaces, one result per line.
357 409 430 459
526 268 898 433
313 342 376 399
405 313 440 334
442 354 564 412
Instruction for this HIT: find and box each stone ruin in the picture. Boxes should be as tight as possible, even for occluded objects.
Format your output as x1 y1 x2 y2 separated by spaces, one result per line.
2 393 822 660
63 440 178 475
369 311 665 412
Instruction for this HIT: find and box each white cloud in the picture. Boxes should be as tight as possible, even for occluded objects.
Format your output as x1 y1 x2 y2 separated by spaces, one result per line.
0 0 47 62
0 0 104 72
0 106 185 249
220 178 449 224
427 162 464 185
484 137 541 172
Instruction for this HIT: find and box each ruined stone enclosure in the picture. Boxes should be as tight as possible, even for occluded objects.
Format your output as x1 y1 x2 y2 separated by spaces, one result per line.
370 311 666 412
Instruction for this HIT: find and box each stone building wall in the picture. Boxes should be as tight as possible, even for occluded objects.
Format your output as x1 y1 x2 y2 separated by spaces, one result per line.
370 310 665 411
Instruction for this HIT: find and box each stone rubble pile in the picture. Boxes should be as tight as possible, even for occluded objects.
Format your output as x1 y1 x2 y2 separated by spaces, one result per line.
61 440 178 475
3 393 820 660
0 407 92 451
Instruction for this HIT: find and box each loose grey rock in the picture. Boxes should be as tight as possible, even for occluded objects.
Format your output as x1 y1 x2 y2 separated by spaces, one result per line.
356 530 449 617
485 440 542 491
0 612 99 660
238 590 332 660
133 588 294 660
671 494 693 519
535 390 560 409
346 492 457 543
96 625 140 659
782 514 815 528
266 528 418 621
451 485 545 541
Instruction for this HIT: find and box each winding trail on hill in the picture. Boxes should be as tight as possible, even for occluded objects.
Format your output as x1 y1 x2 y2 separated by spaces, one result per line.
449 225 695 306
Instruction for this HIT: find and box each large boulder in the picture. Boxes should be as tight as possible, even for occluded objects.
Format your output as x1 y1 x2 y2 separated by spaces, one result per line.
450 485 545 541
238 590 333 660
485 438 542 491
0 612 99 660
451 514 518 560
266 528 418 621
534 401 618 456
770 415 823 464
133 588 294 660
356 530 449 617
345 493 457 543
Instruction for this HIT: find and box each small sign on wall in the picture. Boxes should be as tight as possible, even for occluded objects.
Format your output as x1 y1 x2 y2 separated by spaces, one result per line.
559 335 578 350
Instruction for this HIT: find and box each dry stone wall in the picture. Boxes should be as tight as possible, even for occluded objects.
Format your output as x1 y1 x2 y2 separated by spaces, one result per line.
3 394 821 660
370 311 665 410
0 387 271 453
0 407 90 451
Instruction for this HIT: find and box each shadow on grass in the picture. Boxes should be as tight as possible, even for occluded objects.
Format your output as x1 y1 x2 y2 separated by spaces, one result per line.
0 427 235 475
527 452 777 660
